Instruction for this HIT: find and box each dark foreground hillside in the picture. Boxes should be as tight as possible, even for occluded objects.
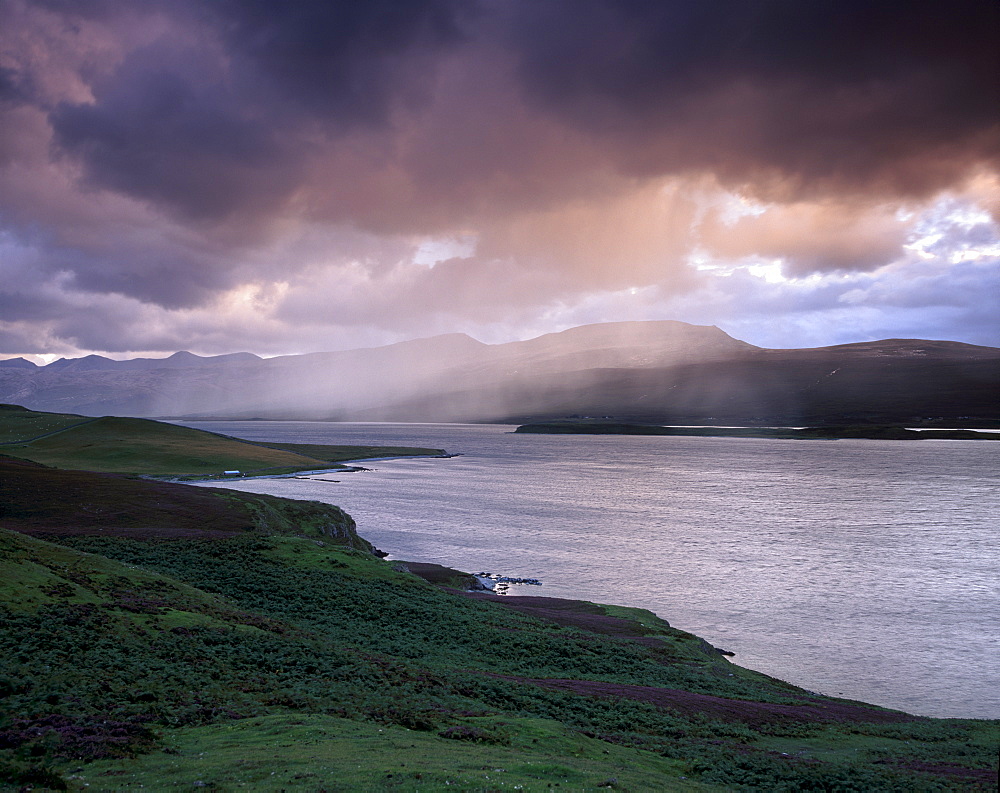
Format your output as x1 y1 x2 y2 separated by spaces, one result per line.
0 456 370 547
1 461 997 790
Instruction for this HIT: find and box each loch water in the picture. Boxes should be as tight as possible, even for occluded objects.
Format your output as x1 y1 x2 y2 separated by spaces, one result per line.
184 421 1000 719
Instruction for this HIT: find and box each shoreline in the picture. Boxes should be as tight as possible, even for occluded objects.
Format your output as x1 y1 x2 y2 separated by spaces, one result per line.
172 452 461 483
182 439 998 720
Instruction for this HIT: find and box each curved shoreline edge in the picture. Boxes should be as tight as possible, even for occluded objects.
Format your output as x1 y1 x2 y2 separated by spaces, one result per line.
186 443 997 720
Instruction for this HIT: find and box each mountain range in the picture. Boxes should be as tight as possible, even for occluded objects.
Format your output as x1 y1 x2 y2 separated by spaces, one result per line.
2 321 998 424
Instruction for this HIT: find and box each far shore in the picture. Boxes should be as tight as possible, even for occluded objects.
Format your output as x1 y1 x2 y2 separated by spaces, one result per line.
514 421 1000 441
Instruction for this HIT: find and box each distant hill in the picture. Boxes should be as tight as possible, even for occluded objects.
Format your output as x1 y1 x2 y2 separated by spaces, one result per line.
41 350 263 372
0 357 36 369
461 320 757 378
1 321 998 424
393 337 1000 425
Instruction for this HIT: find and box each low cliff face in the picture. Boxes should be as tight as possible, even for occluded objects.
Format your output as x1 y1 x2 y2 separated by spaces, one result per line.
0 456 379 554
237 493 381 555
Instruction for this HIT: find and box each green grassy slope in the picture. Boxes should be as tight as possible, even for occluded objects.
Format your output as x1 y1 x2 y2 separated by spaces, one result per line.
3 415 326 475
0 404 92 443
0 406 444 476
0 527 716 791
78 713 709 791
2 501 997 789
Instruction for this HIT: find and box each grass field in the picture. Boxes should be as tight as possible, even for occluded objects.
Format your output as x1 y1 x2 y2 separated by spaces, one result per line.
0 405 442 476
76 713 708 791
0 404 92 443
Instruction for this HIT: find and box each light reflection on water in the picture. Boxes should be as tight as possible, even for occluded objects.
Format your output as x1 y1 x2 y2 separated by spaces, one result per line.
183 421 1000 719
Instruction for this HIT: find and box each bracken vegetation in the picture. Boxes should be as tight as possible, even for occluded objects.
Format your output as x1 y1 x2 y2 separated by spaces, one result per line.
2 521 997 790
0 410 997 791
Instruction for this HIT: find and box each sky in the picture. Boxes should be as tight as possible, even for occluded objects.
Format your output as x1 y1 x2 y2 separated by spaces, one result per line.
1 0 998 362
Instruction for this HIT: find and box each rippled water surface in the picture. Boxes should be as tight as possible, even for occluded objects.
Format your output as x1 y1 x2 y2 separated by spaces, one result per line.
184 421 1000 719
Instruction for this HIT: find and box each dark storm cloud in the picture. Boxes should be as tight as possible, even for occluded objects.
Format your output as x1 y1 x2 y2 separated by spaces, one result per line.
46 0 473 222
60 244 232 308
2 0 999 357
39 0 999 235
506 0 1000 197
511 0 997 98
0 66 29 105
211 0 470 123
0 290 58 322
50 44 298 222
